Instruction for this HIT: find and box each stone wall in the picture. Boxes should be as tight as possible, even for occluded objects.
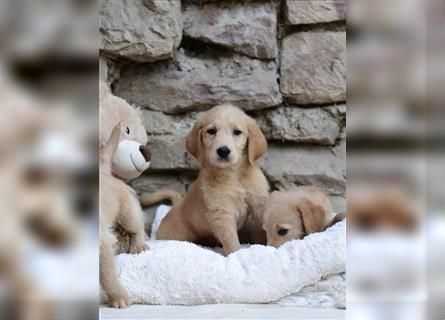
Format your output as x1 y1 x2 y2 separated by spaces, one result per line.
100 0 346 226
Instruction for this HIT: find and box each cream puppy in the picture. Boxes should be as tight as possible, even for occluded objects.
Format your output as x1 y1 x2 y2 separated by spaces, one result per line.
141 104 269 255
263 186 344 247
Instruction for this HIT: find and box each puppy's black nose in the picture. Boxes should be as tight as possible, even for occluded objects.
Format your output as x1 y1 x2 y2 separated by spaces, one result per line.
139 145 151 162
216 146 231 159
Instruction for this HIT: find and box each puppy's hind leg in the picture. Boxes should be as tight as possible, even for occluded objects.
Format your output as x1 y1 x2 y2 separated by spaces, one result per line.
119 195 149 254
100 231 130 308
156 210 196 242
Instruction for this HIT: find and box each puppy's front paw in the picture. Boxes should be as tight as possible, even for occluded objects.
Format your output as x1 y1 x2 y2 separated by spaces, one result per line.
108 292 130 309
130 242 149 254
223 244 241 256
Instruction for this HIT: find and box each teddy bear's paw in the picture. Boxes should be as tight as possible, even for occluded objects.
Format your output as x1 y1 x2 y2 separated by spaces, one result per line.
130 242 149 254
108 292 130 309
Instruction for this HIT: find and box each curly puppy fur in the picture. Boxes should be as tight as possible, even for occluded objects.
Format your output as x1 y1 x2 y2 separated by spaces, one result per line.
141 105 269 255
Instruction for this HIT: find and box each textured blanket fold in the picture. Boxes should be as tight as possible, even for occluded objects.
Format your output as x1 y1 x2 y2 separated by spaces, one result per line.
100 205 345 306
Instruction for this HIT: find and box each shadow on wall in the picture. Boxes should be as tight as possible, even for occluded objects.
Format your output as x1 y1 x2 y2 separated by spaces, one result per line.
347 0 445 318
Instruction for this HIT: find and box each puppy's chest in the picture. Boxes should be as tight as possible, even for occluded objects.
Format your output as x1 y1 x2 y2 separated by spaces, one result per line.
203 180 248 215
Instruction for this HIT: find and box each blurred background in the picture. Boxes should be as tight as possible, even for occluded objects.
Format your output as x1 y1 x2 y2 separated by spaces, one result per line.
348 0 445 319
0 0 98 319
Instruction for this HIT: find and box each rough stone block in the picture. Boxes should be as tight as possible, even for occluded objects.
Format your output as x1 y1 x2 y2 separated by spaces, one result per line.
285 0 346 25
184 1 278 59
114 49 282 113
280 32 346 105
100 0 182 62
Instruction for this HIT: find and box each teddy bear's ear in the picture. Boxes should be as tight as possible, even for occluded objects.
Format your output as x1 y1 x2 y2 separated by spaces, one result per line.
100 82 109 101
99 82 118 149
102 122 121 165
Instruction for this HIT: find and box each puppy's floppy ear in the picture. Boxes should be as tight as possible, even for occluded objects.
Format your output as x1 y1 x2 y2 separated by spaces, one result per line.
297 198 327 235
186 120 204 160
247 117 267 165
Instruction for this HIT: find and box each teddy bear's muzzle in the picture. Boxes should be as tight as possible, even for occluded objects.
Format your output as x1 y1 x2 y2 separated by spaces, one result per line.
139 145 151 162
112 140 150 180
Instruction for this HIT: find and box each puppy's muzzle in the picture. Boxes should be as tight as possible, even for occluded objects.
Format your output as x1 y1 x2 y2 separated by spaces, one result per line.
216 146 231 160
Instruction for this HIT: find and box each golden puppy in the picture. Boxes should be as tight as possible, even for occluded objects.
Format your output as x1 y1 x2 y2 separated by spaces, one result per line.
141 104 269 255
262 186 344 247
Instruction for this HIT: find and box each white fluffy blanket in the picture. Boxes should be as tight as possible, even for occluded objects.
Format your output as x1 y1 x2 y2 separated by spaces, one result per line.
101 205 345 307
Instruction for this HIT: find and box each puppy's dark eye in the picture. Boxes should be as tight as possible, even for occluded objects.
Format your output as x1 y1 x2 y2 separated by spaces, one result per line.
126 127 130 135
233 129 242 136
207 128 217 135
277 228 288 236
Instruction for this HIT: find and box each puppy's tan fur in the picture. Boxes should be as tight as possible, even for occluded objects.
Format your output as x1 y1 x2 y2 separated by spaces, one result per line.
141 105 269 255
262 186 343 247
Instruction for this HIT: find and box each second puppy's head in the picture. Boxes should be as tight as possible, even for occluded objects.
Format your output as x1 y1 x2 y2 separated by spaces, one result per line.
186 104 267 168
263 188 340 248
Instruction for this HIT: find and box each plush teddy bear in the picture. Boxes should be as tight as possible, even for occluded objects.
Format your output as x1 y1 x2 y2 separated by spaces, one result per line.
100 84 151 181
99 83 151 308
100 83 152 254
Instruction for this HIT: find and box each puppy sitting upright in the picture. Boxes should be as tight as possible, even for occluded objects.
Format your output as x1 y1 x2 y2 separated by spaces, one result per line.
143 104 269 255
262 186 344 247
